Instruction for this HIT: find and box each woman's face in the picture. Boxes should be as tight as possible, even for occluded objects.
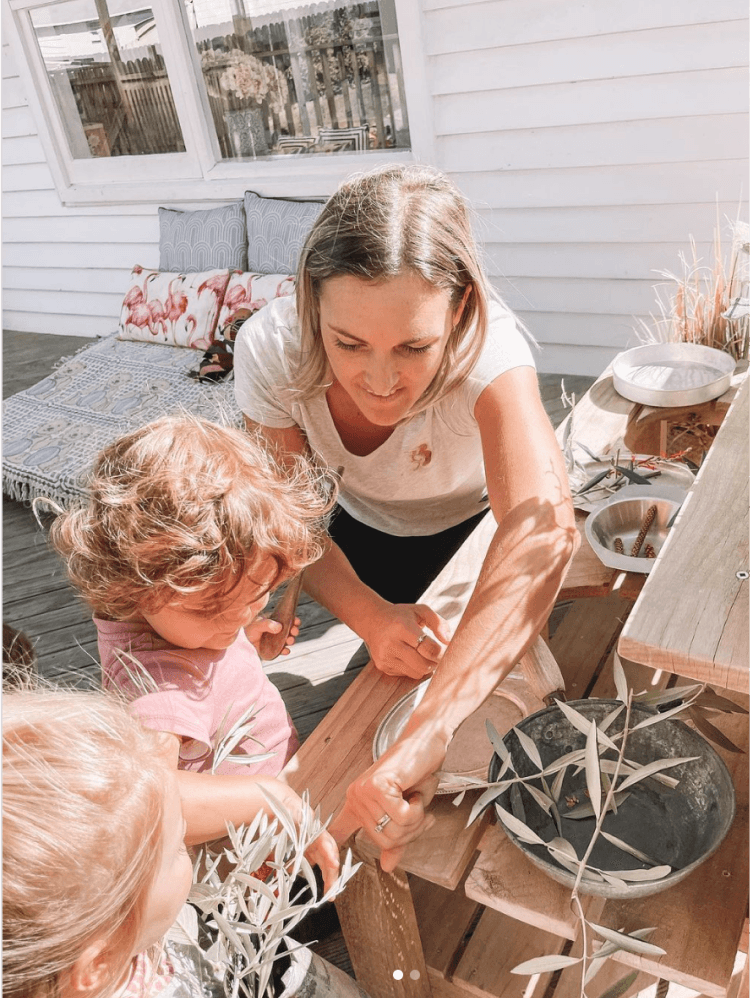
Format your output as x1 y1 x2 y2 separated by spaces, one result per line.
318 271 463 426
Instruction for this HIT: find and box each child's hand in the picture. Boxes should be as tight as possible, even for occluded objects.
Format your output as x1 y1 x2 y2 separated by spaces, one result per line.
305 826 341 895
245 617 300 658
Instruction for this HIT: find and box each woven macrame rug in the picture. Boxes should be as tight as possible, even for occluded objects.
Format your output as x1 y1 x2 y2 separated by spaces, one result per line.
3 334 241 508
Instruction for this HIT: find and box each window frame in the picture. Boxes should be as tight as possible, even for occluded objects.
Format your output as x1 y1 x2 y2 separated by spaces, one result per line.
4 0 433 205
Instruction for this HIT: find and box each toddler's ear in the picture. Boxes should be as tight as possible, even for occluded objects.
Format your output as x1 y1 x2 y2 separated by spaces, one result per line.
68 939 112 994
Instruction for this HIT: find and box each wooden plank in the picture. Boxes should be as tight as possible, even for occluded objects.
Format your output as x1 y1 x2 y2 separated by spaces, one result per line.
357 792 492 891
451 906 566 998
430 22 746 95
619 378 750 693
464 822 584 941
598 691 749 997
552 935 658 998
333 849 430 998
549 592 633 699
435 68 748 136
410 873 480 979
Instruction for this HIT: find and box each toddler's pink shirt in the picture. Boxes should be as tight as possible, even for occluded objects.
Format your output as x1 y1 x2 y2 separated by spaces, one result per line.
96 618 298 776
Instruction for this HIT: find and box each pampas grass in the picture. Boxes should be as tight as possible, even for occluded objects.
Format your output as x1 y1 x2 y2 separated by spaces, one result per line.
635 218 749 361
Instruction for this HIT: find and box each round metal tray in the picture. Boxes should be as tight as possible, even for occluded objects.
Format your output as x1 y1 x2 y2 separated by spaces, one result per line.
612 342 735 407
373 676 531 794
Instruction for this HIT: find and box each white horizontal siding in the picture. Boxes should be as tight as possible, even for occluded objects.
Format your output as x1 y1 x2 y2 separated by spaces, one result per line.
427 0 748 372
2 4 749 376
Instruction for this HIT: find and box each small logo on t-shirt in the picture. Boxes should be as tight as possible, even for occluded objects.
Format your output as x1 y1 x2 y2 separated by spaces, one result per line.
410 444 432 468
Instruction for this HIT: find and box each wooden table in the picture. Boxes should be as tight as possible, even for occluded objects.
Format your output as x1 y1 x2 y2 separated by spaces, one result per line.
283 366 749 998
618 377 749 693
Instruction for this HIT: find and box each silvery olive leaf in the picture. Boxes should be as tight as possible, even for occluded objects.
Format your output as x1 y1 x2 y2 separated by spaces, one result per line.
554 699 619 752
599 703 625 733
599 831 658 866
524 782 555 814
510 954 582 975
588 923 666 957
612 653 629 704
694 687 748 713
512 725 543 770
510 782 526 823
486 720 510 761
630 695 703 729
495 804 547 846
550 763 568 801
597 866 671 882
615 756 698 792
688 708 745 753
585 719 603 820
633 683 702 707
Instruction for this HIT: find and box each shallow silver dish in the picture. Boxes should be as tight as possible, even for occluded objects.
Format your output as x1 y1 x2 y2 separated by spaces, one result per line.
585 495 681 574
612 342 735 407
373 676 531 794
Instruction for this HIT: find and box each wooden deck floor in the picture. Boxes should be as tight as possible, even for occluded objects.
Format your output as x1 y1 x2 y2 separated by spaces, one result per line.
2 330 595 741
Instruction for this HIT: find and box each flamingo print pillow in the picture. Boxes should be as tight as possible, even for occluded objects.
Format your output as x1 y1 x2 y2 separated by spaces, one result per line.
118 266 231 349
216 272 296 342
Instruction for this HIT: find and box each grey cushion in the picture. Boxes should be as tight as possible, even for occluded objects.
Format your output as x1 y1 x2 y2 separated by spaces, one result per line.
244 191 325 275
159 202 248 272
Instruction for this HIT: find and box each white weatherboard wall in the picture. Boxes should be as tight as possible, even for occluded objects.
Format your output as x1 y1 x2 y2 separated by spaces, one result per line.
3 0 749 374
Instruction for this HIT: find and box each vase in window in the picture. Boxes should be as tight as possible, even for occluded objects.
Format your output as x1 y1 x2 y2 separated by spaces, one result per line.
215 49 289 159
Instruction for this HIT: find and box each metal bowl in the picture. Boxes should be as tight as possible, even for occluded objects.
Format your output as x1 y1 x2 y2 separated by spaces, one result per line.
489 699 736 898
585 495 681 574
612 342 735 407
373 675 531 794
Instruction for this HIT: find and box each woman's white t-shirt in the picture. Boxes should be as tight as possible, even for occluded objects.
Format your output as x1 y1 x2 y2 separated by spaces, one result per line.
234 296 535 536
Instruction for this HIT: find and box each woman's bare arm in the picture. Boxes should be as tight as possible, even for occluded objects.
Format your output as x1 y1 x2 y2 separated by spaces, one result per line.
330 366 579 867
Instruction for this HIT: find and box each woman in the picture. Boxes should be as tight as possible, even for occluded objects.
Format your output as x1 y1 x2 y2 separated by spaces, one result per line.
234 165 578 869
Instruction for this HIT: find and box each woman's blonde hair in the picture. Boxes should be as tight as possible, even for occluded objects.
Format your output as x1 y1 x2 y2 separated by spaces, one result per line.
48 414 335 620
2 686 171 998
295 164 491 412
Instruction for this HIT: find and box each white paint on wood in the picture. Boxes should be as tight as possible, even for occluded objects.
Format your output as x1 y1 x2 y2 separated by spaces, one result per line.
429 20 746 94
423 0 745 44
439 115 748 174
435 68 748 135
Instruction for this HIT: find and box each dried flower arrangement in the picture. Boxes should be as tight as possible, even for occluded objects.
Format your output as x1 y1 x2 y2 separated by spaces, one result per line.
170 790 361 998
636 219 749 362
455 657 746 998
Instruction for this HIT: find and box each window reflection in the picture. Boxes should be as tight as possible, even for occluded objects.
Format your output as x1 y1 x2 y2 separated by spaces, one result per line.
30 0 185 158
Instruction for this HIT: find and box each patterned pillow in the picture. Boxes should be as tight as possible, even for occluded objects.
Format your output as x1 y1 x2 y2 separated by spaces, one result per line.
244 191 325 274
192 272 296 383
158 202 247 272
118 266 231 350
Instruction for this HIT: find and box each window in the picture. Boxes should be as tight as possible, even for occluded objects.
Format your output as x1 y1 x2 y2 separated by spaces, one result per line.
8 0 422 203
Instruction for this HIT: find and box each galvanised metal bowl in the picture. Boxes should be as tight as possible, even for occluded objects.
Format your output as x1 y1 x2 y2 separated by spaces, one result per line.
489 699 736 899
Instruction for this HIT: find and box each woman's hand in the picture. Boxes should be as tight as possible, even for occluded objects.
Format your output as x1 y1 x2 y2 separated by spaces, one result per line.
245 616 300 658
329 723 449 872
360 603 452 679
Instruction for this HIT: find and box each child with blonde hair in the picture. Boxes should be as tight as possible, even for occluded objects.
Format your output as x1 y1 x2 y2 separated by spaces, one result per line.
3 687 339 998
3 686 198 998
48 415 340 859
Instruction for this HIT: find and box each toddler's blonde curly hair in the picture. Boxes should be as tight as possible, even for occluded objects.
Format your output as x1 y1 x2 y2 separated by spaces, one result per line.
3 686 172 998
48 414 335 620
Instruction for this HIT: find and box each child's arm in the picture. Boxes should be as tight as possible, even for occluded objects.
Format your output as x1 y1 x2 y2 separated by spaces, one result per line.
174 760 340 891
